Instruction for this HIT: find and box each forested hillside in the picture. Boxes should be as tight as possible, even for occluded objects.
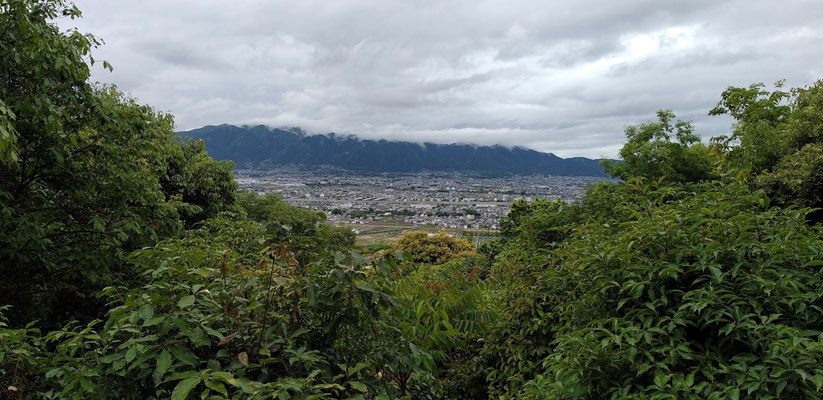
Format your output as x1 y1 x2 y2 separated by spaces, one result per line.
179 125 608 176
2 1 823 399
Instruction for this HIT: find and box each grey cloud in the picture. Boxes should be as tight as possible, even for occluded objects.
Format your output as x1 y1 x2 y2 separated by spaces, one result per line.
58 0 823 158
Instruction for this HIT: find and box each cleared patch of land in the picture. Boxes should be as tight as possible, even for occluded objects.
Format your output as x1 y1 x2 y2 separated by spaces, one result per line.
331 218 501 247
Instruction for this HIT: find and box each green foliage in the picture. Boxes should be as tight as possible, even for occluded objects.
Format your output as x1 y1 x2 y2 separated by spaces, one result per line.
161 138 238 226
602 110 715 183
709 81 791 174
499 198 581 249
758 143 823 212
0 0 91 165
320 224 357 251
0 307 46 394
481 180 823 398
4 3 823 398
0 0 237 328
237 191 354 265
238 191 322 239
0 84 184 325
710 80 823 220
0 216 448 399
393 230 477 265
521 182 823 399
480 82 823 395
388 255 497 398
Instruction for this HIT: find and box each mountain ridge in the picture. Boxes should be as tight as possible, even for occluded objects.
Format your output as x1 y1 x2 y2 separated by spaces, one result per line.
179 124 608 176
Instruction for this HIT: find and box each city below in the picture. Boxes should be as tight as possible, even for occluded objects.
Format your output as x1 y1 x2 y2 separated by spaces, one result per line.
235 167 608 242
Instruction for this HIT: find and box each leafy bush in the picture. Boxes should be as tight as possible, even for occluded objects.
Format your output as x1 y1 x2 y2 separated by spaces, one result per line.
495 181 823 398
393 230 477 265
161 138 238 226
391 256 498 398
237 191 355 266
0 215 452 399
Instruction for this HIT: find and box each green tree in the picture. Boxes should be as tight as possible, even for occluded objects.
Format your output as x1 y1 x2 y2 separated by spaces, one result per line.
161 138 238 226
709 81 791 173
499 198 579 249
603 109 715 183
711 80 823 220
238 191 322 239
237 191 354 265
0 0 233 327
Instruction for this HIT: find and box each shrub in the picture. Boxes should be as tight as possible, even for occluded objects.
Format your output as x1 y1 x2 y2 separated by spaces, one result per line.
393 230 477 265
521 181 823 399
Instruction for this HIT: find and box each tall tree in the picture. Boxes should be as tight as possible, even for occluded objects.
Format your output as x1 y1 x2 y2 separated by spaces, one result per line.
711 80 823 221
0 0 236 326
602 109 715 183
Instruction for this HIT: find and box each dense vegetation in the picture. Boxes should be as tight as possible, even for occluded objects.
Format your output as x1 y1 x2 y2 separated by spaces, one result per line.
178 124 608 176
2 1 823 399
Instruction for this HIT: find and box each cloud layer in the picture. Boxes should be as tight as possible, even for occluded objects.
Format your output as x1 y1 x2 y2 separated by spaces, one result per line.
59 0 823 157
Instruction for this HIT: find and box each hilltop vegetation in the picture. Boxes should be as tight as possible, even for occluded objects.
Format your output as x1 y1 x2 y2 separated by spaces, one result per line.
2 1 823 399
179 124 608 176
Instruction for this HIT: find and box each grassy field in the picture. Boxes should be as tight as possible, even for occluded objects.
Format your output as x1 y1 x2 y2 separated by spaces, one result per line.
330 219 500 247
460 230 504 247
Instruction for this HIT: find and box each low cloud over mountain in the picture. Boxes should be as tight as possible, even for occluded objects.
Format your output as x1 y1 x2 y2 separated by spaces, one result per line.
180 125 608 176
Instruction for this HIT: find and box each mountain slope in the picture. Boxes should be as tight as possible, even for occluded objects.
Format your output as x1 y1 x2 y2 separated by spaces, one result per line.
179 124 607 176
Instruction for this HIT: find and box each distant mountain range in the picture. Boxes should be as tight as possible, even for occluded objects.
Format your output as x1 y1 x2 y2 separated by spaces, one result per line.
178 124 608 176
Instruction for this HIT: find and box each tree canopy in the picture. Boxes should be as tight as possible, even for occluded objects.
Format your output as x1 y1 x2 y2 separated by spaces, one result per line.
0 0 236 327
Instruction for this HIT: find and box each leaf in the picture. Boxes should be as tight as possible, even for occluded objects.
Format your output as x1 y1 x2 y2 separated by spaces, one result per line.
139 305 154 321
125 345 139 363
99 353 121 363
630 283 644 299
172 377 201 400
685 371 695 386
348 362 368 375
169 346 199 366
810 374 823 390
80 376 94 391
144 315 166 327
349 381 368 393
314 383 345 391
709 266 722 282
45 368 62 379
355 283 376 293
210 371 234 381
202 326 224 340
155 350 172 377
204 378 228 396
237 352 249 366
653 373 669 388
178 295 195 308
168 371 200 381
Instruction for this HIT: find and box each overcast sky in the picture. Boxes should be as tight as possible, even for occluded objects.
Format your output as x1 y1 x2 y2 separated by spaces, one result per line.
58 0 823 158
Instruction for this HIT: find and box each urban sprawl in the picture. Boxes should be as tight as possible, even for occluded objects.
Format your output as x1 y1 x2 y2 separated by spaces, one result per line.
236 167 606 231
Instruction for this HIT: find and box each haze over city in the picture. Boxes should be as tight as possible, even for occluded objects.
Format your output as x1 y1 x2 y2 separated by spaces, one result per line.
59 0 823 158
